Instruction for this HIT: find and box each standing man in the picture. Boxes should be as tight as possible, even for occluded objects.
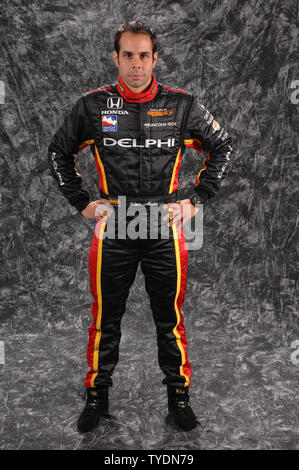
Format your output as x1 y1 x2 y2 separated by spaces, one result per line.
48 19 234 433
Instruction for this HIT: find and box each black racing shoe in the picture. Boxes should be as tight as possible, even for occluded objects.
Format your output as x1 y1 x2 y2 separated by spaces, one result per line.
77 388 109 433
165 386 200 432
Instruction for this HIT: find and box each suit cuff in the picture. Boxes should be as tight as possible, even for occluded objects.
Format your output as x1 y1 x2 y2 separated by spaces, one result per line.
73 198 90 213
190 187 209 204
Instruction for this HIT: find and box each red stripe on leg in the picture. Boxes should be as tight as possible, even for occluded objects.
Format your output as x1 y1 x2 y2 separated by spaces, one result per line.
177 230 192 384
84 229 100 388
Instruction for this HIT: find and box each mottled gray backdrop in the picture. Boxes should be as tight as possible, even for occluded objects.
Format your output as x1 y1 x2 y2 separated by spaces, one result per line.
0 0 298 450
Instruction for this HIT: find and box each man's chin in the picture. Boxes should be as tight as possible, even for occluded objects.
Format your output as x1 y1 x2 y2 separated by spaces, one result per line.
128 77 145 84
127 80 147 90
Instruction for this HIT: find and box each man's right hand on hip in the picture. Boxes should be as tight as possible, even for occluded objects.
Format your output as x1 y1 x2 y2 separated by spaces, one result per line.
81 199 114 220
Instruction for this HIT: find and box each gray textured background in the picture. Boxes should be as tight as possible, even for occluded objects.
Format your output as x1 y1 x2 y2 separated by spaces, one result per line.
0 0 298 450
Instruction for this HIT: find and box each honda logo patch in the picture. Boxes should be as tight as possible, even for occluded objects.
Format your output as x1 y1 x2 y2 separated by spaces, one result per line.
107 97 123 109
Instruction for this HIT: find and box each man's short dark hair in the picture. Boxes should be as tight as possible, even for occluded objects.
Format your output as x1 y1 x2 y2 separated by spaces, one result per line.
114 19 157 58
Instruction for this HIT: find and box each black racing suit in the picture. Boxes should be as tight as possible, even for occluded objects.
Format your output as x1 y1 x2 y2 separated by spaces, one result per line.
48 74 234 389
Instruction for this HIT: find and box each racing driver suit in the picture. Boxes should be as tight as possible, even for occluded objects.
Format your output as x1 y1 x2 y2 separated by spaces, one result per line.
48 73 234 391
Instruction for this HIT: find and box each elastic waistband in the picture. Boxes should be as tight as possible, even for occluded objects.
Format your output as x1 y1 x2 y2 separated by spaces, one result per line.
99 188 192 206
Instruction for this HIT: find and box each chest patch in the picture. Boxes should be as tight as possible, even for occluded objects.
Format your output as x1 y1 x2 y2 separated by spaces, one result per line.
102 115 118 132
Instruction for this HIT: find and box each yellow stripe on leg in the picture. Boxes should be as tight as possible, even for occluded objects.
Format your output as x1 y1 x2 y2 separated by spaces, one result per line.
90 221 106 388
172 224 190 386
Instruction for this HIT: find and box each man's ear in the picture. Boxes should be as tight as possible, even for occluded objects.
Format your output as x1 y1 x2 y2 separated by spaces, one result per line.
113 51 119 67
153 52 158 68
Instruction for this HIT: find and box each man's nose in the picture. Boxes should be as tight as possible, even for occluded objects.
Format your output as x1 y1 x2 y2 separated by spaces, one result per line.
132 55 142 69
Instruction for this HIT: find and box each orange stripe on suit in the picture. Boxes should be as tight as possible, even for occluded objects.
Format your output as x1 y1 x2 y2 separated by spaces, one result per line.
184 138 211 185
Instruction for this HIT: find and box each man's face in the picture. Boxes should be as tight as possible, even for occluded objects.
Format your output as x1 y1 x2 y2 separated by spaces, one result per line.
113 31 158 93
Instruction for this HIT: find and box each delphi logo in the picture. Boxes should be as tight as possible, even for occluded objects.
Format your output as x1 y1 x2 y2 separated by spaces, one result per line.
107 97 123 109
103 137 176 148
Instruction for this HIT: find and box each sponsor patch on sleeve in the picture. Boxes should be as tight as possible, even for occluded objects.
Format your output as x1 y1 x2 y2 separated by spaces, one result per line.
212 120 221 131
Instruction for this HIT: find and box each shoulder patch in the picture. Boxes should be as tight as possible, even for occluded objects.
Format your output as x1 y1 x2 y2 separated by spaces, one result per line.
84 85 114 97
163 85 188 95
